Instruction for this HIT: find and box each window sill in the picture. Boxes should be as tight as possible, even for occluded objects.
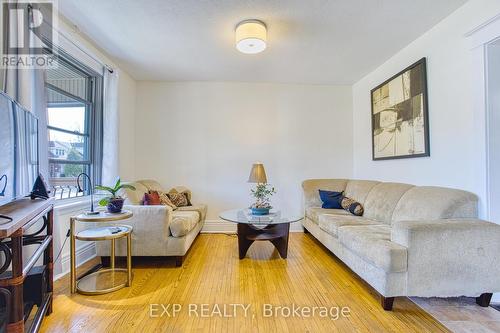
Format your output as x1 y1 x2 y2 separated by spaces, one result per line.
54 196 99 215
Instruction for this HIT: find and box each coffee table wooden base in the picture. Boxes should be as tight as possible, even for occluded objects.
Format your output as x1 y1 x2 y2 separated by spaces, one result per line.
237 223 290 259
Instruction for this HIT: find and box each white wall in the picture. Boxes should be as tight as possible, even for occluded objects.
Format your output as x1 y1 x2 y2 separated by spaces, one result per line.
352 0 500 218
51 200 97 278
135 82 352 221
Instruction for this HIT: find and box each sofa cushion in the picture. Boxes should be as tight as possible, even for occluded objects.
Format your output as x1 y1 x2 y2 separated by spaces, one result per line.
302 179 348 209
120 181 149 205
392 186 478 222
363 182 414 224
338 225 408 273
318 214 382 237
137 179 164 192
344 180 380 205
177 204 208 222
170 210 200 237
306 207 350 224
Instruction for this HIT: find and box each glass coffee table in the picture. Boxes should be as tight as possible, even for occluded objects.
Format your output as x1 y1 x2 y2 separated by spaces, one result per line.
219 209 303 259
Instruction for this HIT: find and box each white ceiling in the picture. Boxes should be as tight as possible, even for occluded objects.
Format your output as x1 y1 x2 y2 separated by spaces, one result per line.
59 0 467 84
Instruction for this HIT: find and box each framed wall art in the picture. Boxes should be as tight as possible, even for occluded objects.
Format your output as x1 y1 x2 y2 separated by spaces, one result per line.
371 58 429 160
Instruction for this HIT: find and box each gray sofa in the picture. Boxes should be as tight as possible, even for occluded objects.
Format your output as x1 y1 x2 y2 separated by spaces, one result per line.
96 179 206 266
302 179 500 310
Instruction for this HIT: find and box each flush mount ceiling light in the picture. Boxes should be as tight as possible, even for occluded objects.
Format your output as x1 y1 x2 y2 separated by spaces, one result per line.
235 19 267 54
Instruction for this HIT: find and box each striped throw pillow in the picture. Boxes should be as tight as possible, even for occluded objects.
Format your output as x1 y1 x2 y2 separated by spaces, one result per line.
340 196 364 216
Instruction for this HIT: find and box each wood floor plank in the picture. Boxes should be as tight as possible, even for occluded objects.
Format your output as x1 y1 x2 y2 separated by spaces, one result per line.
41 233 449 332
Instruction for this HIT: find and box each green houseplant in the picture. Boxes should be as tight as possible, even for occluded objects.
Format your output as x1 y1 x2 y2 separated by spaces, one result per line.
95 178 135 213
250 183 276 215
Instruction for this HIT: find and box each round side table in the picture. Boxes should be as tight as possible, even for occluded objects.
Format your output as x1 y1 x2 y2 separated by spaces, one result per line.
70 211 133 295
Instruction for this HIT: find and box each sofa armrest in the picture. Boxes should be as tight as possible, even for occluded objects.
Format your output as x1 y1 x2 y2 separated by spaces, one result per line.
392 218 500 246
124 204 174 238
391 219 500 296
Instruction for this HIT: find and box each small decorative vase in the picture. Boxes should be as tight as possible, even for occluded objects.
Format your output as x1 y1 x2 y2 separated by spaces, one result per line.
251 207 270 215
107 197 124 214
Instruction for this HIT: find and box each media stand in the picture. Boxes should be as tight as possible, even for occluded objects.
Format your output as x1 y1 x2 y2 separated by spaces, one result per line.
0 198 54 333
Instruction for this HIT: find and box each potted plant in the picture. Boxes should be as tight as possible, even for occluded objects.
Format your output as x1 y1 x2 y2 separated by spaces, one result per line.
250 183 276 215
95 178 135 213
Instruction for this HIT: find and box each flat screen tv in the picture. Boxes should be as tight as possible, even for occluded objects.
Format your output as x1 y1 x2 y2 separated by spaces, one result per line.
0 90 39 207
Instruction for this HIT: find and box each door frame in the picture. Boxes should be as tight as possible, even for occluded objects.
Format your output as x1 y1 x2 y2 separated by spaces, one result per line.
465 14 500 220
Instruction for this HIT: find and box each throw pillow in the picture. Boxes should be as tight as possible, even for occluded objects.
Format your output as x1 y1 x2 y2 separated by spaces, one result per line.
318 190 343 209
341 196 364 216
157 190 177 210
184 193 193 206
167 191 190 207
143 191 161 205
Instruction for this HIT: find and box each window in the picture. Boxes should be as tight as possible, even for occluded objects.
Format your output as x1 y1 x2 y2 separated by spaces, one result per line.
46 54 103 199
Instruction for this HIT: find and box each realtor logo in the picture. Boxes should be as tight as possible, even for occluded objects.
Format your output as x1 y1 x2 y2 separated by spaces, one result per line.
1 0 57 68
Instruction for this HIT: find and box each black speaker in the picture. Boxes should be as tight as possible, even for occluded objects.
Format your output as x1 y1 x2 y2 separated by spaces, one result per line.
24 265 47 307
30 174 50 200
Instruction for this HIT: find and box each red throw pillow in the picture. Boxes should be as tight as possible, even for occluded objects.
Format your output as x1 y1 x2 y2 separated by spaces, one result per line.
143 191 161 205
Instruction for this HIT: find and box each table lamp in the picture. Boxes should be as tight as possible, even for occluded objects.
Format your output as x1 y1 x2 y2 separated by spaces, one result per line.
248 163 267 184
248 163 275 215
77 173 99 215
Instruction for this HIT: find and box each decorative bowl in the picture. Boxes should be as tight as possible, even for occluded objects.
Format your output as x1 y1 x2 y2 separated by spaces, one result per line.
251 207 270 215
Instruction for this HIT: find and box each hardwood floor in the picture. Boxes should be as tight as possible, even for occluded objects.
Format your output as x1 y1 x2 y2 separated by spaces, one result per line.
41 233 449 332
412 297 500 333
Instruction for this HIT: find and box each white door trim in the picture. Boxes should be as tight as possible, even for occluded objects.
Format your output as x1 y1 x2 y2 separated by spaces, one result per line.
466 14 500 220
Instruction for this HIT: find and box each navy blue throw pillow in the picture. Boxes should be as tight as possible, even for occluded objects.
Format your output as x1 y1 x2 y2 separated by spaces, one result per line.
318 190 343 209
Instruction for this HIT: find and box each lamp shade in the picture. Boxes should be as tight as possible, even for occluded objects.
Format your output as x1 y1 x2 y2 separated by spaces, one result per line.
248 163 267 183
235 20 267 54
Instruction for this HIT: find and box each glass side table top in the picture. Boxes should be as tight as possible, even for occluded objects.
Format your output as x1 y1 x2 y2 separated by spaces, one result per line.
76 225 133 241
74 210 133 222
219 209 303 225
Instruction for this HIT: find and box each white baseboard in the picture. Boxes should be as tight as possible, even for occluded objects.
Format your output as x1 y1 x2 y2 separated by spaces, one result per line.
202 220 236 233
54 242 96 281
201 219 305 234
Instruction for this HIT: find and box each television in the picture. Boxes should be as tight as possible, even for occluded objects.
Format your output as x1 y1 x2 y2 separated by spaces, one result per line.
0 90 39 207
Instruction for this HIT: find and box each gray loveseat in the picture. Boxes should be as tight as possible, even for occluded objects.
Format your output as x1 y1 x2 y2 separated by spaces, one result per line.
302 179 500 310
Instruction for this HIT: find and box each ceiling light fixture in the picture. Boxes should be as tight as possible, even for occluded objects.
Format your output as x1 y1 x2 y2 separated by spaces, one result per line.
235 19 267 54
